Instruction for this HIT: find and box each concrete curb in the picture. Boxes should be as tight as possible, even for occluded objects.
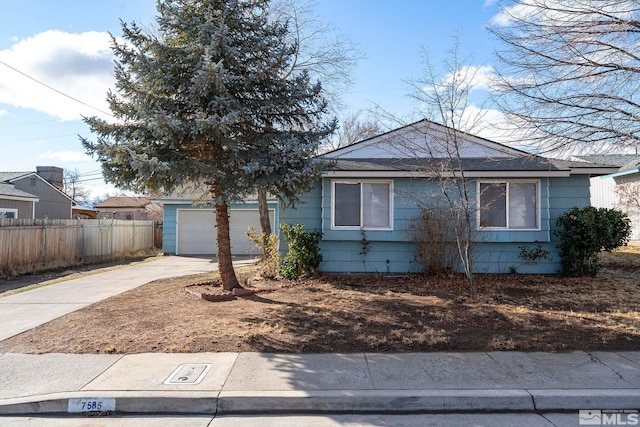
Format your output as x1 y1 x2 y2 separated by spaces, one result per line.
530 389 640 411
217 389 534 414
0 391 217 415
2 389 639 416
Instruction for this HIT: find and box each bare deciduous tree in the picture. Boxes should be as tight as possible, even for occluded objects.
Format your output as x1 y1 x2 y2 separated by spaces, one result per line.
255 0 362 247
616 181 640 214
396 40 488 296
63 168 91 206
274 0 361 112
490 0 640 155
324 111 381 151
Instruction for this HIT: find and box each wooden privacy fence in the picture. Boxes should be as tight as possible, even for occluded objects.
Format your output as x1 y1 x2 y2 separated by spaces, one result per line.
0 219 159 276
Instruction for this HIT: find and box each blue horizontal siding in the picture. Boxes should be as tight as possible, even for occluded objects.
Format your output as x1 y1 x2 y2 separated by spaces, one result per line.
162 205 177 253
279 175 592 274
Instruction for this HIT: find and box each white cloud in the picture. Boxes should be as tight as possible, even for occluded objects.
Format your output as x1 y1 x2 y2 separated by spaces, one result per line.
483 0 498 7
38 150 92 163
460 65 495 92
85 182 122 199
465 105 516 143
0 30 115 121
0 109 7 116
423 65 496 97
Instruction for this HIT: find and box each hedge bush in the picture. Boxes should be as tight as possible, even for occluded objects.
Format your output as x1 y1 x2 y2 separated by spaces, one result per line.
279 223 322 279
555 206 631 276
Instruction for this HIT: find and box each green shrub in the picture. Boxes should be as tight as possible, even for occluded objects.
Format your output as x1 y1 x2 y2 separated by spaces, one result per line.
509 245 552 274
279 223 322 279
555 206 631 276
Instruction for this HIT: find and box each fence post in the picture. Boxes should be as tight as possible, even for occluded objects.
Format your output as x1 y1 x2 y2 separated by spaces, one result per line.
111 218 115 259
42 217 47 266
80 221 85 262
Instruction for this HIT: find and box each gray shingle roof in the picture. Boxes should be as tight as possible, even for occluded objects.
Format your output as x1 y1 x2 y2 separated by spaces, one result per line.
572 154 640 175
329 157 575 172
620 157 640 173
0 171 31 182
573 155 639 168
0 183 38 199
95 196 152 208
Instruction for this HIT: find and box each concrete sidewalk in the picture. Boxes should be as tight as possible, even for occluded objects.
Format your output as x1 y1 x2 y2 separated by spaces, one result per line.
0 255 254 341
0 351 639 416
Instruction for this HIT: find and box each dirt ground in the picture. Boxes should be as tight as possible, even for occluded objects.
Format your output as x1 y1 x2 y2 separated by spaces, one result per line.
0 247 639 354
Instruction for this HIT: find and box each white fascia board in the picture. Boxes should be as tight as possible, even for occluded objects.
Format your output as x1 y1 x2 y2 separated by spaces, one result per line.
463 170 571 178
154 197 266 204
323 170 571 178
323 171 422 178
152 199 205 204
569 168 618 177
0 194 40 202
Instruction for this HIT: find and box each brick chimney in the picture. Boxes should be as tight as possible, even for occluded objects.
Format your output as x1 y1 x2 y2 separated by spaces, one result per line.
36 166 64 190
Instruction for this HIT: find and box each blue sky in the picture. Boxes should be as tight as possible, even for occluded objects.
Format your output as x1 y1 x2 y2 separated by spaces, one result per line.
0 0 503 200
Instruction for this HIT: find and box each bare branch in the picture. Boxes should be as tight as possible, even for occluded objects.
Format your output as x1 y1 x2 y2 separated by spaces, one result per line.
490 0 640 154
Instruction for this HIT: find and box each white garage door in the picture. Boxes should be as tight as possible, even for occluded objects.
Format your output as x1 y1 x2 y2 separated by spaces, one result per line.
177 209 274 255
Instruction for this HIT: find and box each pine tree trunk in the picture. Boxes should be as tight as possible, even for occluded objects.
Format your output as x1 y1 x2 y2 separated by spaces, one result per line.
258 188 272 250
215 201 241 290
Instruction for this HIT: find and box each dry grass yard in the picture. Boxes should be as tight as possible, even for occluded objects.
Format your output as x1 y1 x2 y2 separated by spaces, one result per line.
0 246 639 354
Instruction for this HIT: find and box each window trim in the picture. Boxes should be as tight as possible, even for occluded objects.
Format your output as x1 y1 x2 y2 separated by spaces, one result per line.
477 179 541 231
0 208 18 219
331 179 394 230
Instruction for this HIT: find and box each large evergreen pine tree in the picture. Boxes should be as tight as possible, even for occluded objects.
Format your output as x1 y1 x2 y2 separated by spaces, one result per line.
82 0 335 290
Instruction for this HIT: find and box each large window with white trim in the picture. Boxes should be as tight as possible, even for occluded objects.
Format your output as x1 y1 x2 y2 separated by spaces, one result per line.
478 181 539 230
332 180 393 229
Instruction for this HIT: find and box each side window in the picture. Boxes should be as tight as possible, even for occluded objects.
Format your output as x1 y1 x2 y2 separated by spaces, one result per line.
0 209 17 219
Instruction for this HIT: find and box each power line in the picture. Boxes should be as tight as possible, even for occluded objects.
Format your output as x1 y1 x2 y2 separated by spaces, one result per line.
0 119 61 128
75 177 106 183
9 132 91 143
0 60 114 118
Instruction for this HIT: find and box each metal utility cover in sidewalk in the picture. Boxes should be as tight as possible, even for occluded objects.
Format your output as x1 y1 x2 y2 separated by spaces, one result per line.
164 363 212 385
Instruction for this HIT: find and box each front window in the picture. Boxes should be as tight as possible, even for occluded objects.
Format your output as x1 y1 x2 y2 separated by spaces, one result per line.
332 180 392 229
478 181 538 229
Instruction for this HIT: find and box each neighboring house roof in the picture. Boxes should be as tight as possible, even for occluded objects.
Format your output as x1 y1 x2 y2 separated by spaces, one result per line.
95 196 164 221
619 157 640 174
0 183 39 202
573 154 639 168
0 172 32 182
1 171 76 205
95 196 152 209
154 185 276 204
72 206 98 219
574 154 640 178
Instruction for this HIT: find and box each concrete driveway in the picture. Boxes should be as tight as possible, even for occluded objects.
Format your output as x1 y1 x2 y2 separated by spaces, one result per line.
0 256 255 341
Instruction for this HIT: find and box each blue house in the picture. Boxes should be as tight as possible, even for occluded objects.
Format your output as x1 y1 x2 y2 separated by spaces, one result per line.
278 120 618 274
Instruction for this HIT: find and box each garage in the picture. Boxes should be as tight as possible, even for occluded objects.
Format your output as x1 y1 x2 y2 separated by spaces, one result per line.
176 209 274 255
